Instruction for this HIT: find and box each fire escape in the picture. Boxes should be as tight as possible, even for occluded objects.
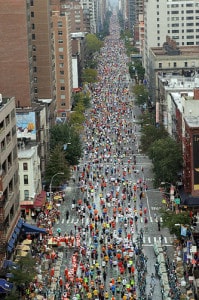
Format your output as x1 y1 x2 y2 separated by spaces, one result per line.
183 133 191 193
0 195 7 254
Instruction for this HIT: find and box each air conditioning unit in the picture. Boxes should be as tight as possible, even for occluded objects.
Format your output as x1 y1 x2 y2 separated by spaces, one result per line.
0 191 3 196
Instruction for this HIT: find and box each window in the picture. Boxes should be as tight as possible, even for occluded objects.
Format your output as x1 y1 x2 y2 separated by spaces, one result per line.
58 31 62 35
58 40 63 44
159 63 162 68
60 79 64 84
186 23 194 26
32 45 36 51
61 95 66 99
186 10 193 13
32 33 36 40
59 63 64 68
186 29 194 33
30 0 34 6
186 3 193 7
32 23 35 30
58 21 62 27
33 55 36 61
173 62 177 67
31 12 34 17
187 42 194 45
23 163 28 171
157 30 160 34
61 102 66 106
172 30 179 33
184 62 188 67
60 86 65 90
60 70 64 75
24 190 29 200
157 18 159 21
171 11 179 14
59 55 64 59
59 48 63 52
33 66 37 72
24 175 28 184
186 35 194 39
186 16 193 20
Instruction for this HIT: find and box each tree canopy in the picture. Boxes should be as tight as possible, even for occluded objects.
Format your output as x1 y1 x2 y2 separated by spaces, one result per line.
132 84 148 106
161 209 191 240
148 137 183 187
81 68 98 83
85 34 103 57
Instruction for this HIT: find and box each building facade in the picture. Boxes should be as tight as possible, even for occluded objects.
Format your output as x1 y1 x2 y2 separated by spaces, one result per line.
143 0 199 78
0 96 20 262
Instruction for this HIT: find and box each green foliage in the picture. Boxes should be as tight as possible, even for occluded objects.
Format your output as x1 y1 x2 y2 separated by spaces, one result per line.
148 137 183 187
49 123 82 166
161 209 191 239
85 34 103 56
5 255 37 300
73 92 91 109
81 68 98 83
140 123 169 154
45 144 70 184
130 60 145 81
132 84 148 105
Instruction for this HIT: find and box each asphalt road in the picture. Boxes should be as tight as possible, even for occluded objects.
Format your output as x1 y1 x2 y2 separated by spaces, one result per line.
51 17 175 300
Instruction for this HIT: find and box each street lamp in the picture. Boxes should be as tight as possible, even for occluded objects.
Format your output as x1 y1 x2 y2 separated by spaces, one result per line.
49 172 64 202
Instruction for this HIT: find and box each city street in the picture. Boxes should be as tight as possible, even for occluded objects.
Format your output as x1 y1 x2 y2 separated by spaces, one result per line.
51 12 175 300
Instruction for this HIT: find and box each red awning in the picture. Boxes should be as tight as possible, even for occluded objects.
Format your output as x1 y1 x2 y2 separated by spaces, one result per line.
34 191 46 208
73 87 81 93
20 201 34 209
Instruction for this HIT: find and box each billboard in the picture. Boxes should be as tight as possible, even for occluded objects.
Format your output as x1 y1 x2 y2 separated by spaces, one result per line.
193 134 199 190
16 111 36 140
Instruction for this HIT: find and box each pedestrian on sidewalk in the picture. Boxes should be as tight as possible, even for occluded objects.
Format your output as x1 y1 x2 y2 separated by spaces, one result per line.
158 218 161 231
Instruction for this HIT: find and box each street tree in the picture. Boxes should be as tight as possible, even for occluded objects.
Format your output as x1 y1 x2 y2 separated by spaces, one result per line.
132 84 148 106
81 68 98 83
45 144 70 186
161 209 191 240
140 123 169 154
73 91 91 110
49 123 82 166
148 137 183 187
85 34 103 57
5 254 37 300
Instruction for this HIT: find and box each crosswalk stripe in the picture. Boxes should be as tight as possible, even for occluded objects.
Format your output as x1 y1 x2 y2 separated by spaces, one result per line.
164 237 167 244
154 236 157 243
61 218 64 224
140 217 143 223
150 217 153 223
67 219 70 224
148 237 151 244
143 236 146 243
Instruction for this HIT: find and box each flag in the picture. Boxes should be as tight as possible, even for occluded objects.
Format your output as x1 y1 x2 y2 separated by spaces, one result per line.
181 225 187 237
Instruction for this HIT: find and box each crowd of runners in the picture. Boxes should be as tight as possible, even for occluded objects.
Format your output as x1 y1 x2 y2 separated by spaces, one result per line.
54 13 153 300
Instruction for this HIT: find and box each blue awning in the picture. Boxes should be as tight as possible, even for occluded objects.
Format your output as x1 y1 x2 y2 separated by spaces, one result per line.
17 218 23 229
2 260 15 269
21 223 47 235
7 239 15 251
12 232 17 240
14 227 20 235
0 279 13 293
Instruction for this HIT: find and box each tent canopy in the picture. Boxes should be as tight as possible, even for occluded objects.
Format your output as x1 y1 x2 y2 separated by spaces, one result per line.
21 223 47 235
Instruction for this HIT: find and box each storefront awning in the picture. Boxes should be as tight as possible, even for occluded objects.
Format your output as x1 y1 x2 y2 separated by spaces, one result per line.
20 200 34 208
179 189 199 206
0 279 13 293
34 191 46 208
21 223 47 235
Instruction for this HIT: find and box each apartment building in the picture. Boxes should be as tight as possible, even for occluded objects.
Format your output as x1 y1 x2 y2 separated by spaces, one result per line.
0 96 20 262
143 0 199 78
80 0 97 33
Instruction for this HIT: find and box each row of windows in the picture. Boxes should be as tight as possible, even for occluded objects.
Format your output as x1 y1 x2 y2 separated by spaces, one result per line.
169 11 199 15
168 3 199 8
